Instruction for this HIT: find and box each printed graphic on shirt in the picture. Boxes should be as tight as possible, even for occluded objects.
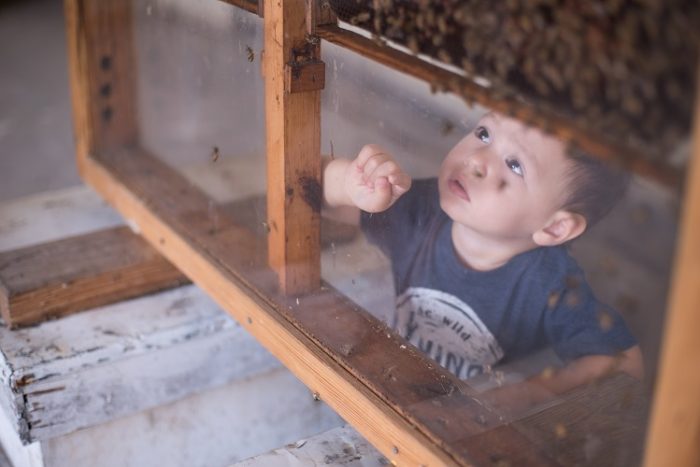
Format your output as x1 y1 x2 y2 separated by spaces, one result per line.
395 287 504 379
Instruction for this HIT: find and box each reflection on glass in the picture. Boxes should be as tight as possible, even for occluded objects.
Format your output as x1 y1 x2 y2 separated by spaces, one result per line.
135 0 265 203
126 0 679 463
324 111 642 404
321 69 668 461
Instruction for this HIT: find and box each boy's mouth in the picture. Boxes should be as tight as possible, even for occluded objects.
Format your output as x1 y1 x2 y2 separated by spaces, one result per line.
448 178 470 202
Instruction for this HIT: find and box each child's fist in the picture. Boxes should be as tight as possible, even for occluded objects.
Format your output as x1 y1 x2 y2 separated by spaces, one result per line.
345 144 412 213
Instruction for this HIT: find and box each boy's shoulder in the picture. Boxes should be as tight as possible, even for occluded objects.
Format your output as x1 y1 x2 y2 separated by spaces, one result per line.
519 245 585 289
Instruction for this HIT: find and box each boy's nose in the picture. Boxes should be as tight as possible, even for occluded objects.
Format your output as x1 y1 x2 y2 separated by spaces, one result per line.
466 153 488 179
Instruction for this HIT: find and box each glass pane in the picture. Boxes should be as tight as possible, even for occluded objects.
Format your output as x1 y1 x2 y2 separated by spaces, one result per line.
321 41 481 323
320 20 685 464
122 0 690 464
135 0 265 204
131 1 348 462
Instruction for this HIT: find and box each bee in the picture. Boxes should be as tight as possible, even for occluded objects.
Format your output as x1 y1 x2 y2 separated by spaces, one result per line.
211 146 220 162
246 46 254 62
441 119 454 136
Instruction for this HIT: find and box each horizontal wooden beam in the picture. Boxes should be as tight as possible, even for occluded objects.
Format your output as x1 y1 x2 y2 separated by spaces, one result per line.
0 226 188 328
316 24 683 189
218 0 259 15
81 149 460 465
0 195 357 329
76 146 571 466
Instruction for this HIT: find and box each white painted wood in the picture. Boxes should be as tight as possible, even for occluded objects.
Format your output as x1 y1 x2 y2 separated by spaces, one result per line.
39 368 343 467
233 425 384 467
0 183 389 445
0 405 43 467
1 285 284 442
0 186 325 449
0 345 23 445
0 185 348 466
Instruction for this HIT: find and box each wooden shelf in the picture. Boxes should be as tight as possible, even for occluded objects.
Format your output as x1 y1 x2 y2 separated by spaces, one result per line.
76 145 646 466
64 0 698 464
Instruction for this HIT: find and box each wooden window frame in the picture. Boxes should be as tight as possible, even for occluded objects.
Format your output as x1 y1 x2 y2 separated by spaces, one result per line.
64 1 700 465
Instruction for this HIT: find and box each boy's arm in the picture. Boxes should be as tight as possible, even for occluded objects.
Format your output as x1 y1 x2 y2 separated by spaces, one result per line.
481 345 643 418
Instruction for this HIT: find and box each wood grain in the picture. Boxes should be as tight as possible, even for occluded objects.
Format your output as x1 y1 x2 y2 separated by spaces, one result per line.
83 148 461 465
305 0 337 35
0 227 188 328
64 0 138 170
285 61 326 93
0 285 288 444
78 145 583 466
513 373 647 467
316 24 683 189
62 1 653 464
0 195 356 329
264 0 323 294
644 75 700 467
219 0 259 15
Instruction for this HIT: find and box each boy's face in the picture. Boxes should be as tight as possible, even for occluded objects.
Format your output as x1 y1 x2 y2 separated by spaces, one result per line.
438 113 572 243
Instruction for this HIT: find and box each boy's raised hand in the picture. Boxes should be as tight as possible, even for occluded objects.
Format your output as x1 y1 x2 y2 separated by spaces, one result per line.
345 144 412 213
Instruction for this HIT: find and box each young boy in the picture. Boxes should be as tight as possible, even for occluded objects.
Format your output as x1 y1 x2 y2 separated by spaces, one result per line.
323 112 643 407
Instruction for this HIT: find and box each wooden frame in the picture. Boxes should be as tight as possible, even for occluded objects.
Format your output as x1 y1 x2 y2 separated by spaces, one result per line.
63 0 700 465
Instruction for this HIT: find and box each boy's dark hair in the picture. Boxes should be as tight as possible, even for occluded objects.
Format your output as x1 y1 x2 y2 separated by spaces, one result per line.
562 147 631 228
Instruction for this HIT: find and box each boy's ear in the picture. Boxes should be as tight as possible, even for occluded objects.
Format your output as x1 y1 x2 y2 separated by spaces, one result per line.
533 210 587 246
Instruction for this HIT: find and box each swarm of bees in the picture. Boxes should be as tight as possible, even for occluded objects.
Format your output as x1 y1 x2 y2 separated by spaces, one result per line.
329 0 700 164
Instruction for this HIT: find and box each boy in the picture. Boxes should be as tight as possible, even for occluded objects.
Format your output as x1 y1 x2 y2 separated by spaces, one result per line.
323 112 643 409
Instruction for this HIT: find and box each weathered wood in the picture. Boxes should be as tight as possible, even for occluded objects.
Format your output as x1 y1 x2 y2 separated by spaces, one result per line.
90 147 470 465
457 374 647 467
241 376 646 467
0 227 188 328
305 0 337 35
64 0 138 172
76 145 593 466
513 373 647 467
264 0 323 294
0 187 355 451
36 368 341 467
456 425 561 467
1 284 283 443
219 0 259 15
315 24 683 189
60 2 656 464
644 74 700 467
234 425 383 466
0 193 356 328
285 61 326 94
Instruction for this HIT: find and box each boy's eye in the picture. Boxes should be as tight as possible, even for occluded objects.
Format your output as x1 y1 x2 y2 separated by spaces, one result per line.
474 126 490 143
506 158 524 177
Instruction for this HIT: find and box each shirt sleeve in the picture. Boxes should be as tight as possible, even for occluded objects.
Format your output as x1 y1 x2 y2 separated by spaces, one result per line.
543 269 637 362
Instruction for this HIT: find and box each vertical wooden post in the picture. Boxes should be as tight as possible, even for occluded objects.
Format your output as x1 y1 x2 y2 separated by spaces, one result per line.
64 0 138 170
644 77 700 467
264 0 323 294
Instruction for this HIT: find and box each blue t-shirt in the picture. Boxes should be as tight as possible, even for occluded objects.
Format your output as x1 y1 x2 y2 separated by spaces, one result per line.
361 178 636 380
